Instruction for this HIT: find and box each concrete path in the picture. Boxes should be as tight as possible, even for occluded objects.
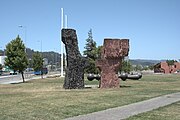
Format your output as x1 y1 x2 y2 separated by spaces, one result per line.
65 92 180 120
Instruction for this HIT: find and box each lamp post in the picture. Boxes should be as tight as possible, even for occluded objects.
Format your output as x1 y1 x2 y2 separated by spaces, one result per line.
61 8 64 77
37 40 42 58
18 25 27 53
40 40 42 56
60 9 68 77
18 25 28 79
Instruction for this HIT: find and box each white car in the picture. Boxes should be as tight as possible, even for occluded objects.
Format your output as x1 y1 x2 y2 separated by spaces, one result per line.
10 70 18 75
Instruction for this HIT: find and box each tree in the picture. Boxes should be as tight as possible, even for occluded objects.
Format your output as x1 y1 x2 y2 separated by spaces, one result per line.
5 35 28 82
166 60 177 66
28 58 33 68
119 60 132 73
0 64 3 70
84 29 97 59
32 52 43 77
96 46 103 59
0 50 4 56
83 29 99 73
134 64 142 71
0 64 2 75
148 65 154 70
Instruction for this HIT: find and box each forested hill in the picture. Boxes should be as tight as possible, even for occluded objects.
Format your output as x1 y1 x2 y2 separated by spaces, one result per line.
130 59 162 66
0 48 163 66
26 48 61 64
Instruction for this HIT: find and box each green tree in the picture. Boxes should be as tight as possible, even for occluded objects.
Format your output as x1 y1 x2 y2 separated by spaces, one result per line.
0 50 4 56
84 29 97 58
96 46 103 59
5 35 28 82
148 65 154 70
83 29 99 73
32 52 44 78
166 60 177 66
120 60 132 73
28 58 33 68
134 64 142 71
142 66 149 71
32 52 43 73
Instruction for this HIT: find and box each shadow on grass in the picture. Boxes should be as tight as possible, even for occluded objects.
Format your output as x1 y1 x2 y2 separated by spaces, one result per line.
11 82 27 84
120 85 131 88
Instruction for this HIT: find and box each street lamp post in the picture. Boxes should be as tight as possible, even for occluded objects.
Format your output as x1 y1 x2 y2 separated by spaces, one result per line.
18 25 27 79
18 25 27 53
37 40 42 57
61 8 64 77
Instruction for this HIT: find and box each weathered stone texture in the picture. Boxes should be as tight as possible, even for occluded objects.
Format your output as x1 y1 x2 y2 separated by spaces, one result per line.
62 29 85 89
96 39 129 88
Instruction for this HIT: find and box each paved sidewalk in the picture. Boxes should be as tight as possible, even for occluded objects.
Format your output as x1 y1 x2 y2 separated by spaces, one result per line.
65 92 180 120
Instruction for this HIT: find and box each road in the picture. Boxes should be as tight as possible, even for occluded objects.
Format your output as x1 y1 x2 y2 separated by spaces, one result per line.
0 71 61 84
0 72 39 84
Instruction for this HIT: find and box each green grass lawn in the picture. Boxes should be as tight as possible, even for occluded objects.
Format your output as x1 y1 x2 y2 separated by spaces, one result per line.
0 74 180 120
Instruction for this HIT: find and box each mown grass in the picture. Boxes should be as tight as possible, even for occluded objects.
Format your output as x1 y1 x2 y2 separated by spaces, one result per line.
0 74 180 120
127 101 180 120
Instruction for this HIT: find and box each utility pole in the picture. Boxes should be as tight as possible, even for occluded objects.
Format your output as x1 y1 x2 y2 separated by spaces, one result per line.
61 8 64 77
18 25 27 53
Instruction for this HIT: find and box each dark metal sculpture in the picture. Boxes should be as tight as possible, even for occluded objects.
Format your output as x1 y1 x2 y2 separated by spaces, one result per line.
87 73 142 81
119 73 142 81
87 74 101 81
62 29 85 89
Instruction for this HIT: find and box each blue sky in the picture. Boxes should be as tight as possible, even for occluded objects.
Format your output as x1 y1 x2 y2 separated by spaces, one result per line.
0 0 180 60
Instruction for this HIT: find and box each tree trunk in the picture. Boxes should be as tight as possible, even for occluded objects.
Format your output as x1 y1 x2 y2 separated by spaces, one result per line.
21 71 25 83
41 72 43 79
41 69 43 79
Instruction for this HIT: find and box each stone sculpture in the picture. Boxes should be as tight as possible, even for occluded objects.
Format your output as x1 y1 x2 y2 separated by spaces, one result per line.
96 39 129 88
62 29 85 89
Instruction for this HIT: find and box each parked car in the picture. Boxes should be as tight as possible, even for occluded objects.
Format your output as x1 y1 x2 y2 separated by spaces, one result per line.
10 70 18 75
34 71 42 75
26 68 34 72
34 68 48 75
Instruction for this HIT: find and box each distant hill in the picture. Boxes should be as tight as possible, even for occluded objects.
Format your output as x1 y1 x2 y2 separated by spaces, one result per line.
0 48 171 67
26 48 61 64
1 48 62 65
129 59 162 66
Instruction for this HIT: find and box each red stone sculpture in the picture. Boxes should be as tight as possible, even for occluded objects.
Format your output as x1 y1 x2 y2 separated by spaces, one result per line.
96 39 129 88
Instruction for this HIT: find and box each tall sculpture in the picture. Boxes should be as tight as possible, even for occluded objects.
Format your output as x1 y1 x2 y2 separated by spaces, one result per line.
96 39 129 88
62 29 85 89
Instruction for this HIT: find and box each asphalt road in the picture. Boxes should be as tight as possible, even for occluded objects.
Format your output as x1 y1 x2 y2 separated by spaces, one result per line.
0 71 60 84
0 72 35 84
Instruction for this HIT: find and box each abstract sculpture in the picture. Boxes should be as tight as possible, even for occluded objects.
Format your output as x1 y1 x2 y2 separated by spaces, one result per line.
62 29 85 89
96 39 129 88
